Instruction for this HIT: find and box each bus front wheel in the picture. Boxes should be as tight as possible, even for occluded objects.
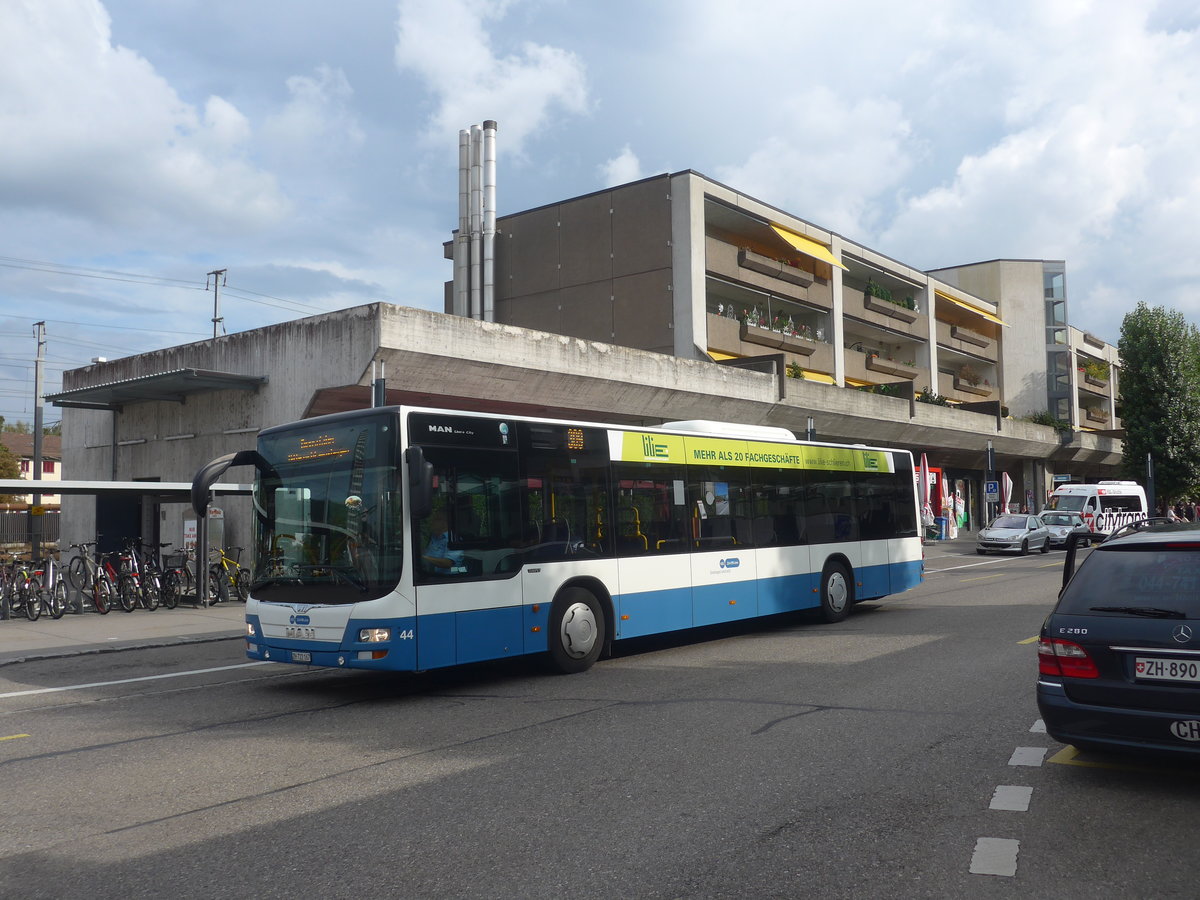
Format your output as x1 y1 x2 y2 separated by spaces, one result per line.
548 588 605 674
819 562 853 624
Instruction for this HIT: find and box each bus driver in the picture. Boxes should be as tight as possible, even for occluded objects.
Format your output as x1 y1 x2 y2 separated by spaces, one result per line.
422 510 464 575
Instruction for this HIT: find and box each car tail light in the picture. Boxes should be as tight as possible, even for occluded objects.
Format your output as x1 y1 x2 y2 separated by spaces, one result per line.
1038 637 1100 678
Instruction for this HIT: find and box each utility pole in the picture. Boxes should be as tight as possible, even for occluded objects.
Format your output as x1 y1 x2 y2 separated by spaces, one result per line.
31 321 45 561
207 268 227 338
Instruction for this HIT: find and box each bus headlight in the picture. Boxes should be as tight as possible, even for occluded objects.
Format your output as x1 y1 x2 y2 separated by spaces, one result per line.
359 628 391 643
247 622 257 637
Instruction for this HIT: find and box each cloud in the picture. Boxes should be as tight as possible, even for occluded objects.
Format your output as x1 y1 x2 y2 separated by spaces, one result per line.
262 65 365 157
599 145 643 186
714 89 914 237
394 0 588 155
0 0 288 233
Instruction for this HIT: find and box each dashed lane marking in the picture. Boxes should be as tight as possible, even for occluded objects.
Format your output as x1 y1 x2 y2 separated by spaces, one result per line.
1030 719 1046 733
970 837 1020 877
0 662 272 700
989 785 1033 811
1017 636 1039 645
961 573 1006 583
1008 746 1047 767
1 733 31 741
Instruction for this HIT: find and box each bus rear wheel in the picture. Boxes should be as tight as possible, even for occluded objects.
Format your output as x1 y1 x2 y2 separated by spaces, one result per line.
818 562 853 623
548 588 605 674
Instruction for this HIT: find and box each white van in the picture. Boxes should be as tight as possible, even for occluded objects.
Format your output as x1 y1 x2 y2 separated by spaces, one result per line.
1046 481 1148 536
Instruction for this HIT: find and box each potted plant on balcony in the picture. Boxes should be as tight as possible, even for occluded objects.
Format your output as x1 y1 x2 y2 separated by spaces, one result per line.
1081 358 1110 387
953 364 990 396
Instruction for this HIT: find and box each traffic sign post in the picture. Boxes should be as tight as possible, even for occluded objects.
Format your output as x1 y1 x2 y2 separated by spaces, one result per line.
985 480 1000 501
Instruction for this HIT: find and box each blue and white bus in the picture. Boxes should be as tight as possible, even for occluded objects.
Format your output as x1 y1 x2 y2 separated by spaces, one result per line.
192 407 923 674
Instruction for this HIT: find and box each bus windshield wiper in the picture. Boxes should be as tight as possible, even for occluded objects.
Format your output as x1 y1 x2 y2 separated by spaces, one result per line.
1088 605 1187 618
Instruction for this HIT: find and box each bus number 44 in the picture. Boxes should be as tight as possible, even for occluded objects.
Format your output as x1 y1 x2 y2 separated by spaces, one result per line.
398 629 414 640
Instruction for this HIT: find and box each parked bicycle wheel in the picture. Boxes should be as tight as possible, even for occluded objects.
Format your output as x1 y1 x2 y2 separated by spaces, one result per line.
159 570 179 610
235 568 250 602
92 577 111 614
23 575 42 621
117 575 138 612
67 555 90 592
47 578 68 619
140 577 160 611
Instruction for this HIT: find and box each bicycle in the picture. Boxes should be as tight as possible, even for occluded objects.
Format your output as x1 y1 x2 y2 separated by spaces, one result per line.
141 541 177 610
209 546 250 603
31 555 68 621
67 540 114 615
118 539 159 612
99 549 136 613
5 557 42 621
163 546 212 607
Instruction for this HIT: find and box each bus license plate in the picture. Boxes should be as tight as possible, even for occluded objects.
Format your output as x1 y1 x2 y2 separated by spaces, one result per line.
291 650 311 663
1135 657 1200 683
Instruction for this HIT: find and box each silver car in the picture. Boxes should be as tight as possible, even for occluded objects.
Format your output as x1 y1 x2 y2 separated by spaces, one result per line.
977 514 1051 555
1040 511 1092 548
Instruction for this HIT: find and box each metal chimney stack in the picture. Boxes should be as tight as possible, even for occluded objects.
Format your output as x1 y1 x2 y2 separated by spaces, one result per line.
453 120 497 322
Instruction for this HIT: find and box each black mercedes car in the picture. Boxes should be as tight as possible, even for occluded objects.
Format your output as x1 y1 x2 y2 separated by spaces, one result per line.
1037 521 1200 756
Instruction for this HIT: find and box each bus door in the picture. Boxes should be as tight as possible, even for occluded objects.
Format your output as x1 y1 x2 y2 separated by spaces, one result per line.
410 438 525 669
612 467 694 639
688 470 758 626
805 473 864 596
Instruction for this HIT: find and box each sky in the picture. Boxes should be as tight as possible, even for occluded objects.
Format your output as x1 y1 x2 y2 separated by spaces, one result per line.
3 0 1200 426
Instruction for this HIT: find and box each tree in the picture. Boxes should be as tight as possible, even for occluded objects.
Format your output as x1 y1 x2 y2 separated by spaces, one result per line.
1118 302 1200 503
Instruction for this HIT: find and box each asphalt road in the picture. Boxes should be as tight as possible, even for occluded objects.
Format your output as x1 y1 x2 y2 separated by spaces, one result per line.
1 545 1197 899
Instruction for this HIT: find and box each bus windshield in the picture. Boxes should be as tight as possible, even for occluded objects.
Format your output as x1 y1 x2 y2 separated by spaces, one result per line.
251 413 403 605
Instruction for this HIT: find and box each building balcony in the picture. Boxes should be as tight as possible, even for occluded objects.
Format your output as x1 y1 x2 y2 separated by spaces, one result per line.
737 248 814 287
936 371 996 403
738 322 817 355
935 320 998 360
864 354 919 380
842 285 926 337
706 313 835 374
1085 407 1111 425
703 236 831 309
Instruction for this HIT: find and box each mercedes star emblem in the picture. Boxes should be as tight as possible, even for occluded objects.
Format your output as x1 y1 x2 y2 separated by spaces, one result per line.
1172 624 1194 644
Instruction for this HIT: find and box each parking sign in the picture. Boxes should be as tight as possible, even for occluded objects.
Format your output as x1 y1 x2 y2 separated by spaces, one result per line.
985 480 1000 501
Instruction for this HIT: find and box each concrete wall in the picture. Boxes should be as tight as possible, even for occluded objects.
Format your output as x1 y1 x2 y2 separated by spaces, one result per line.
937 260 1048 419
492 175 676 354
56 301 1124 557
60 305 382 555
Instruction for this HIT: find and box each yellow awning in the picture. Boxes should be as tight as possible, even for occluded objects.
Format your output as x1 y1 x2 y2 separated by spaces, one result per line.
771 225 848 270
844 377 873 387
935 290 1008 327
798 369 836 384
707 350 738 361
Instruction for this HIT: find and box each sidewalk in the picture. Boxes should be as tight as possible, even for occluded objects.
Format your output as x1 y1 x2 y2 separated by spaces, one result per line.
0 599 246 666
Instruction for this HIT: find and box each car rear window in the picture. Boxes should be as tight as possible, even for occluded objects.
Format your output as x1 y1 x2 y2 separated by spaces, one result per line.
1059 546 1200 617
992 515 1026 529
1043 514 1076 525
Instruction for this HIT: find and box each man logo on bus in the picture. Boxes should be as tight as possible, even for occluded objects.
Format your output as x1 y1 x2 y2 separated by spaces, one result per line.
641 434 669 459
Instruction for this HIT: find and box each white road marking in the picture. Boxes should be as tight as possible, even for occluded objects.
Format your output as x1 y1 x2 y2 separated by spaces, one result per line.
0 662 272 699
990 785 1033 811
924 558 1017 573
1008 746 1047 767
1030 719 1046 733
970 837 1020 876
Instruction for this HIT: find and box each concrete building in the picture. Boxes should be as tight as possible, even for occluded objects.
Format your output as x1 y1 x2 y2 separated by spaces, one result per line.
446 170 1125 518
48 171 1128 553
